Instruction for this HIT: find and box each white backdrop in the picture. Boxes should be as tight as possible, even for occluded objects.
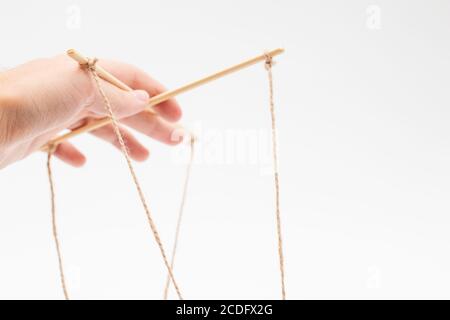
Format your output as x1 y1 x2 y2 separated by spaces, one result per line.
1 0 450 299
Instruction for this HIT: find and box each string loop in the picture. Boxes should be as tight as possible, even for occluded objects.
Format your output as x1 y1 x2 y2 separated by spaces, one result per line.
86 57 183 300
48 56 184 300
46 53 285 301
85 57 98 71
264 53 275 70
163 134 196 299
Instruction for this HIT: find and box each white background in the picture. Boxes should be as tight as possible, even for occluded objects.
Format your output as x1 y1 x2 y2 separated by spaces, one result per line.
1 0 450 299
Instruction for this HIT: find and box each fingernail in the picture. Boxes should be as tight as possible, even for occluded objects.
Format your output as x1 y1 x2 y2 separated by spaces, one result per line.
133 90 150 102
170 126 186 144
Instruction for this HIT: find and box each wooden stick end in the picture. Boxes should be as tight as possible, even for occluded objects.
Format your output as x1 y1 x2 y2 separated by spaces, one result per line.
66 49 87 65
271 48 285 56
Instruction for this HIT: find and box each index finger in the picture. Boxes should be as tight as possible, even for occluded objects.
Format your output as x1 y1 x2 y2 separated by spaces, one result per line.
97 59 182 122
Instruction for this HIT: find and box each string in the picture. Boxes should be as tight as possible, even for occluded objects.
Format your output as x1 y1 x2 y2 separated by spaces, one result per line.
161 53 287 300
264 53 287 300
163 135 195 299
46 58 184 300
45 53 284 301
46 145 70 300
84 58 183 300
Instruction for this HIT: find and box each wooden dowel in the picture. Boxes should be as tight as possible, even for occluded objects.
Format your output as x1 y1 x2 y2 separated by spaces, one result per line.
67 49 133 92
42 48 285 151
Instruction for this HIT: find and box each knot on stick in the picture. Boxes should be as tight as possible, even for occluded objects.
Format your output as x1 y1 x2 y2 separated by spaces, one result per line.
85 57 98 72
264 53 275 70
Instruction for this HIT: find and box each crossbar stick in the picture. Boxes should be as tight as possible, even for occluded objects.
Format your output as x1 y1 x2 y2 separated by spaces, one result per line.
41 48 285 150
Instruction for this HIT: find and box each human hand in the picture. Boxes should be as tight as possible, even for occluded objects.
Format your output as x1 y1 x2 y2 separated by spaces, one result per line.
0 54 183 169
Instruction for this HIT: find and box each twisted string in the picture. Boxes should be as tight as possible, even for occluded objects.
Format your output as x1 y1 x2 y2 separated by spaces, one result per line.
163 135 195 299
83 58 183 300
45 54 284 301
264 53 286 300
47 145 70 300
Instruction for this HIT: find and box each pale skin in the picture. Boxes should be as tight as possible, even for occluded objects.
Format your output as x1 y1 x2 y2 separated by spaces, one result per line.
0 54 183 169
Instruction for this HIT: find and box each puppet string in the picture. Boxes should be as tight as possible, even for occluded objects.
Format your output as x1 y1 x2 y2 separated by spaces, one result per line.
46 54 284 300
163 135 195 300
84 58 183 300
162 54 287 300
47 145 70 300
46 58 184 300
265 53 287 300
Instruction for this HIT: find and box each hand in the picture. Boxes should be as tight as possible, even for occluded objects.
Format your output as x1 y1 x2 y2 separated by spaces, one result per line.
0 54 183 169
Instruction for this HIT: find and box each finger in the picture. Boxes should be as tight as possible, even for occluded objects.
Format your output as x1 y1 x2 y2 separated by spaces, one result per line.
53 142 86 167
121 111 185 146
97 60 182 122
87 79 150 120
90 124 149 161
